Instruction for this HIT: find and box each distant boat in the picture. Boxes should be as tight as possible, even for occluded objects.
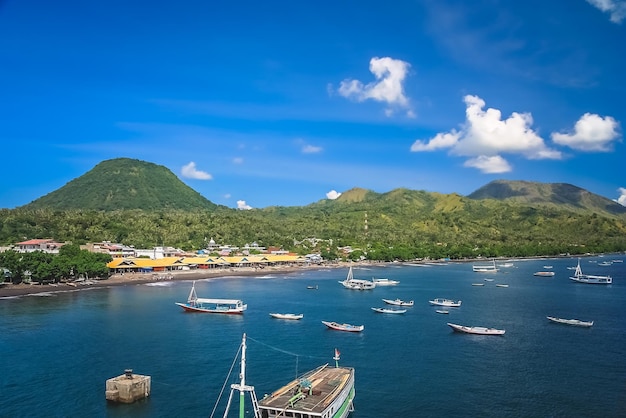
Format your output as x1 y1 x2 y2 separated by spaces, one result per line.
472 283 485 286
570 258 612 284
534 271 555 277
372 278 400 286
484 278 495 282
371 307 407 314
447 323 505 336
543 265 553 269
429 298 462 307
496 284 509 288
497 262 514 268
472 259 499 273
270 313 303 320
382 298 414 306
338 266 376 290
322 321 364 332
175 281 247 314
435 310 449 314
547 316 593 327
598 261 613 266
306 285 318 290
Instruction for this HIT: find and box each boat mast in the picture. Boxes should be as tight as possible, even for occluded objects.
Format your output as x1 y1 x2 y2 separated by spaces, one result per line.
223 333 260 418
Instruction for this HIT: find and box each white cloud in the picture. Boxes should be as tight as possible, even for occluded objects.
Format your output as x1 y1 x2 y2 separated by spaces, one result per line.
463 155 512 173
586 0 626 23
302 144 322 154
233 157 244 164
326 190 342 200
224 194 231 199
551 113 621 151
410 95 561 172
338 57 412 115
181 162 212 180
236 200 252 210
616 187 626 206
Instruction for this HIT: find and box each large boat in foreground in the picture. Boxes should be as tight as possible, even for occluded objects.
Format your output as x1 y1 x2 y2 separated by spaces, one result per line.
547 316 594 327
570 258 612 284
218 334 355 418
447 323 505 335
175 281 247 314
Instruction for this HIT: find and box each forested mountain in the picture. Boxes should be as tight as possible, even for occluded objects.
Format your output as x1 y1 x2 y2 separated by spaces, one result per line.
468 180 626 217
2 158 626 259
23 158 220 211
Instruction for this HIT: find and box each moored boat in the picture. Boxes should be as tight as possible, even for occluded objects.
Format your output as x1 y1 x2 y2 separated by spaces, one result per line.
175 281 246 314
429 298 462 307
472 259 499 273
546 316 593 327
435 309 449 314
447 323 505 335
338 266 376 290
269 313 304 320
322 321 364 332
371 307 407 314
534 271 555 277
371 278 400 286
570 258 612 284
382 298 414 306
218 334 356 418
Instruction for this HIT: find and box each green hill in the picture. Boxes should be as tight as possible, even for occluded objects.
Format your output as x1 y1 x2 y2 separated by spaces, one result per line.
22 158 219 211
467 180 626 217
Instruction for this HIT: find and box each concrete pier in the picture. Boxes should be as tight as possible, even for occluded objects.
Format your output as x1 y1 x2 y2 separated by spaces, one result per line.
105 369 151 403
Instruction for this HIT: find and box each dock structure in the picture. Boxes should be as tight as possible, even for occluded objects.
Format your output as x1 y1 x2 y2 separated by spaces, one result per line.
105 369 151 403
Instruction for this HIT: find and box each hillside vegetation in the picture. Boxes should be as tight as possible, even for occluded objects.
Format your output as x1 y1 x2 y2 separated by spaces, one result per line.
2 159 625 260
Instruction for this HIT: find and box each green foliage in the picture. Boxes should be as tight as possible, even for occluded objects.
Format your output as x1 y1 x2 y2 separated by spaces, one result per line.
21 158 220 211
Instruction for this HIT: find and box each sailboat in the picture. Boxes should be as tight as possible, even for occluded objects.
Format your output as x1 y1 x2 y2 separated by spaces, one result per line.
338 266 376 290
569 258 612 284
212 334 356 418
175 281 247 314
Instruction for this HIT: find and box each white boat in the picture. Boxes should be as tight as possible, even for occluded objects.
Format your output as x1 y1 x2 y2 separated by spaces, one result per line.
471 283 484 286
534 271 555 277
322 321 364 332
570 258 612 284
497 262 514 268
543 265 553 269
371 278 400 286
546 316 593 327
371 307 407 314
338 266 376 290
598 261 613 266
382 298 414 306
269 313 303 320
175 281 247 314
435 310 449 314
219 334 356 418
472 259 499 273
447 323 505 336
429 298 462 307
496 284 509 288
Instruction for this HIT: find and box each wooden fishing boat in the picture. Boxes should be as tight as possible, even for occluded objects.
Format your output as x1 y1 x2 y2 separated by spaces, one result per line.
382 298 414 306
546 316 593 327
447 323 505 335
429 298 462 307
175 281 247 314
269 313 304 320
322 321 364 332
371 307 407 314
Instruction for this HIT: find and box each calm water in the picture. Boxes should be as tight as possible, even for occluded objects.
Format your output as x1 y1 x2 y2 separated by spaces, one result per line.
1 256 625 418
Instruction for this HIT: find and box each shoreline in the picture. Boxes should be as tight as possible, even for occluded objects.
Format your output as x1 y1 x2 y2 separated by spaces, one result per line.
0 253 610 299
0 262 353 298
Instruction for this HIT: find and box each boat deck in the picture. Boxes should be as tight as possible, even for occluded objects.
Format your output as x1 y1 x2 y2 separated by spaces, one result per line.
258 364 353 415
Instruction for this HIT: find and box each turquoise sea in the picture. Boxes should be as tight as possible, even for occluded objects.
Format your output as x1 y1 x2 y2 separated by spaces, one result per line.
1 255 625 418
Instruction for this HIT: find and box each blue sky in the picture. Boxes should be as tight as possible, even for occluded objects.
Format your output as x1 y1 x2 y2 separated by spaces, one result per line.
1 0 625 210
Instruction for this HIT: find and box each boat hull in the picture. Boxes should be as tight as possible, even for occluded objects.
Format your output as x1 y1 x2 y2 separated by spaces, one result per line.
429 299 462 307
270 313 303 320
447 322 505 335
371 307 406 314
547 316 593 327
382 298 414 306
322 321 364 332
175 302 245 314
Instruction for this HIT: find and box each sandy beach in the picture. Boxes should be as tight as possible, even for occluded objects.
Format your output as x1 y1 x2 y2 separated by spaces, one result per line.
0 263 350 298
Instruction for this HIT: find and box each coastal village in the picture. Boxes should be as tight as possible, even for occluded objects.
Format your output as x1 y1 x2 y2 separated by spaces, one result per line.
1 237 326 282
